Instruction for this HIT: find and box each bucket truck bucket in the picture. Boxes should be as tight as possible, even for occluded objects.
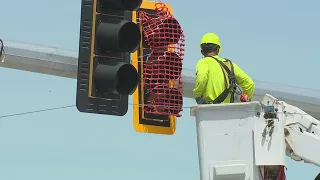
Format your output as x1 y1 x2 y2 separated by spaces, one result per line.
190 101 286 180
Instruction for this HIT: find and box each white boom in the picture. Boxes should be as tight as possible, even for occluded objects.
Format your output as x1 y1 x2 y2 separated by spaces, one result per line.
190 94 320 180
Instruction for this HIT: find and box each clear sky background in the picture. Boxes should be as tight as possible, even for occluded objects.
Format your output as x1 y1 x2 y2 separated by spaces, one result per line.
0 0 319 180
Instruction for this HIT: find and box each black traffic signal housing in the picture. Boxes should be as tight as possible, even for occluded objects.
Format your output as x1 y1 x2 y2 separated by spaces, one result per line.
132 1 184 135
76 0 142 116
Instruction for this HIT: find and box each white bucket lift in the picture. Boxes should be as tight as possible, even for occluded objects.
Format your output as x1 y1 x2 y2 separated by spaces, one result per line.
190 99 286 180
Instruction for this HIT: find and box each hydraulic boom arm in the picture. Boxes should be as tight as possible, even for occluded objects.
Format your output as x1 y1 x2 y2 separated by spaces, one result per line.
261 94 320 167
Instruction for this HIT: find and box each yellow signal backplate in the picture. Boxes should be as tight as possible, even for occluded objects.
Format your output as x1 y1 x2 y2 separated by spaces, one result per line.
132 1 176 135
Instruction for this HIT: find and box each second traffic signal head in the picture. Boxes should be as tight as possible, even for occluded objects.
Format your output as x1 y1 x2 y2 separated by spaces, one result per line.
132 1 185 134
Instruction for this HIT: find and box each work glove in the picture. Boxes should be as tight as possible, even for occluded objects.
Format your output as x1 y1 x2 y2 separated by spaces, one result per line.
240 94 250 102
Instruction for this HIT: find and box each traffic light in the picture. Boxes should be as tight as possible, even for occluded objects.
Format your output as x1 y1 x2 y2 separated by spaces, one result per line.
132 1 185 135
76 0 142 116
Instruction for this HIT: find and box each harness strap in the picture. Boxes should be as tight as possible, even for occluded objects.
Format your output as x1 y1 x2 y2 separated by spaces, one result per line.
211 57 237 104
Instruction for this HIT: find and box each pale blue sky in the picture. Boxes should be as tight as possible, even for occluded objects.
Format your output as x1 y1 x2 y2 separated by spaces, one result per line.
0 0 319 180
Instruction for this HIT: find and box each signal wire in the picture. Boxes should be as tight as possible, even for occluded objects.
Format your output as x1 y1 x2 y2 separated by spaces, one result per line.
0 103 316 120
0 105 76 119
1 93 320 121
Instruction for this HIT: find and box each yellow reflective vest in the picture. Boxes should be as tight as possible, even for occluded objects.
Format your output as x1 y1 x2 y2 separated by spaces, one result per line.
193 56 255 103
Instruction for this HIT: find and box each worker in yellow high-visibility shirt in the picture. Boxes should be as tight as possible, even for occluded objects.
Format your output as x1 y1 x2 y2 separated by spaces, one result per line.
193 33 255 104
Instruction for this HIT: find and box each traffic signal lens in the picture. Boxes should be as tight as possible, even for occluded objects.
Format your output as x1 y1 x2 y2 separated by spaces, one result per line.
156 17 182 44
96 20 141 52
121 0 143 10
118 21 141 52
141 15 182 48
145 50 182 80
117 63 138 94
100 0 143 11
144 86 183 116
94 61 138 95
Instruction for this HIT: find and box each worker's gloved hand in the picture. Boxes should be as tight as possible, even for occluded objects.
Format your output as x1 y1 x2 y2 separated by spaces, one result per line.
240 94 250 102
195 97 206 104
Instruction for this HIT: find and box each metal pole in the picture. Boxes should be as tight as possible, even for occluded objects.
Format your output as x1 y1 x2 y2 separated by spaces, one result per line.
1 41 320 119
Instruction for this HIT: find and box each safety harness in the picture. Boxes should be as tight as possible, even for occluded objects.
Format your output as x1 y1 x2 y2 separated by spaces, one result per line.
210 56 237 104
